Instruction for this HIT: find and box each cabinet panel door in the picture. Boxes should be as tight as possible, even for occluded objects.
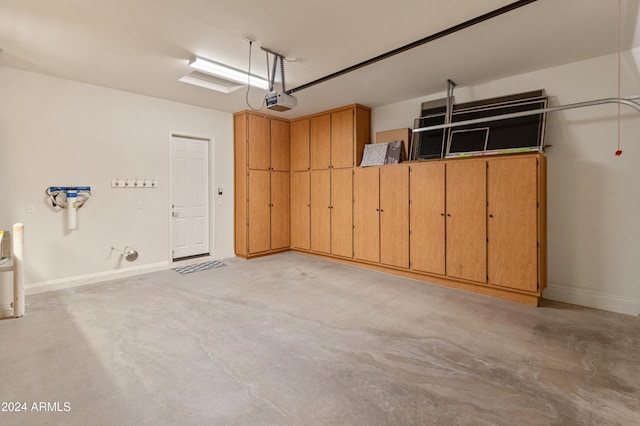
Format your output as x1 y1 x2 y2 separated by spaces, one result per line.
271 119 290 171
487 157 538 291
310 114 331 170
248 170 271 253
353 167 380 263
380 165 409 268
234 114 248 256
291 119 310 171
271 171 290 250
311 170 331 253
331 109 354 168
331 168 353 258
446 160 486 282
410 163 445 275
290 172 310 250
247 114 270 170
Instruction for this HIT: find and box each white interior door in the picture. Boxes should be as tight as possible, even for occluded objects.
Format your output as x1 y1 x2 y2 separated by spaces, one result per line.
171 135 210 260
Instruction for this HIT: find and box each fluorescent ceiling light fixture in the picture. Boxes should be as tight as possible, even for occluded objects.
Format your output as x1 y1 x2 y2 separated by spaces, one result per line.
189 56 269 90
179 71 244 94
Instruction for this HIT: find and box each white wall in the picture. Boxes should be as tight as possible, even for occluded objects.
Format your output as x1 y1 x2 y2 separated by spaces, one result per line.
373 49 640 316
0 66 235 306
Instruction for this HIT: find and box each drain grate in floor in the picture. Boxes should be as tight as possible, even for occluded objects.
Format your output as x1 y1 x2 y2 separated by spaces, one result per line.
173 260 226 275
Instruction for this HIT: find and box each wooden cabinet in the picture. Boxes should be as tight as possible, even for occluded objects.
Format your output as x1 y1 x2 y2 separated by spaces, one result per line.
309 168 353 257
247 114 270 170
309 105 371 170
409 155 544 299
409 163 446 275
247 170 271 254
331 109 354 169
290 119 310 171
310 170 331 254
330 168 353 258
353 165 409 268
271 119 290 171
235 100 545 306
246 113 289 171
487 156 539 292
353 167 380 263
290 171 310 250
380 165 409 269
446 160 487 283
270 171 290 250
234 111 290 257
310 114 331 170
246 170 289 255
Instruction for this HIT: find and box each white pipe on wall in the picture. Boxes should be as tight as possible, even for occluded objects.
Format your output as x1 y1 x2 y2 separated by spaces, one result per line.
13 223 24 318
67 193 77 230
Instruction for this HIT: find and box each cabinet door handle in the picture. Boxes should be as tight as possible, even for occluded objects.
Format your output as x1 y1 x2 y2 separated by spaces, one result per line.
447 214 451 217
489 214 494 218
380 209 384 212
440 213 445 216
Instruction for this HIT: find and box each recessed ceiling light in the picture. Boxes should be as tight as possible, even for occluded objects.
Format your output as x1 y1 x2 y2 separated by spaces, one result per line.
178 71 244 94
189 56 269 90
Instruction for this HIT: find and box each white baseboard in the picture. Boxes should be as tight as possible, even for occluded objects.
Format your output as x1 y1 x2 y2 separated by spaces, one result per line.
544 282 640 316
26 261 170 295
26 254 231 296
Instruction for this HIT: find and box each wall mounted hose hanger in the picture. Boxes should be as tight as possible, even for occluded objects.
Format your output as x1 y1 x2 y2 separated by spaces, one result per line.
111 246 139 262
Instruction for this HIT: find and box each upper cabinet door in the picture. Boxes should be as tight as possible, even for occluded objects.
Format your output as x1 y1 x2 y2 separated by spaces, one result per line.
310 114 331 170
271 119 290 171
331 109 354 169
247 114 270 170
487 157 538 292
290 119 310 171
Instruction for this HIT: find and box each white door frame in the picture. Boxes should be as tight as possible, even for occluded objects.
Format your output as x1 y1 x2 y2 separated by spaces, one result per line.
168 132 215 261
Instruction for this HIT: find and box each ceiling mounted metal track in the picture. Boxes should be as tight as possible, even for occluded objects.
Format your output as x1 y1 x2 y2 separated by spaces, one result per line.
286 0 539 95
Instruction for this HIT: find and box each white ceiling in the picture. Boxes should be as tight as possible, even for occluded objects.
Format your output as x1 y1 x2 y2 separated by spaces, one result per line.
1 0 638 118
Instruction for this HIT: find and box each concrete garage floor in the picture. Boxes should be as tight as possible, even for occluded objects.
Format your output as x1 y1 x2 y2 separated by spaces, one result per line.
1 252 639 425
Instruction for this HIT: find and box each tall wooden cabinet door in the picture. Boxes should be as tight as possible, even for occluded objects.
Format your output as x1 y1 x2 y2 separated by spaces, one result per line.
247 114 270 170
446 160 487 282
487 157 538 292
291 119 310 171
290 171 311 250
331 109 354 168
310 114 331 170
248 170 271 254
234 113 248 256
271 119 290 171
410 163 445 275
380 165 409 268
271 171 290 250
331 168 353 258
353 167 380 263
310 170 331 253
